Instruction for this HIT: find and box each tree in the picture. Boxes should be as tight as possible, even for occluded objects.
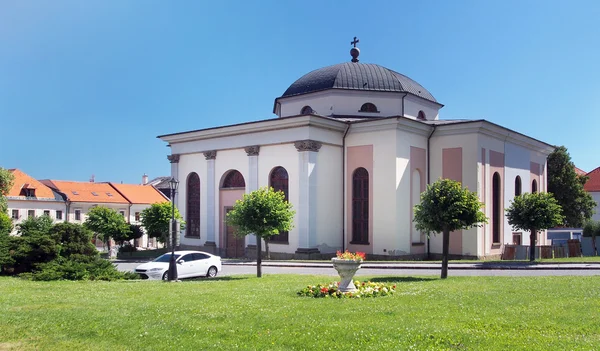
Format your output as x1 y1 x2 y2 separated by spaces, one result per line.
506 192 564 262
49 222 98 259
582 220 600 252
226 187 295 277
413 179 487 279
140 202 183 245
17 215 54 236
0 167 15 213
84 206 130 256
547 146 596 227
0 212 12 236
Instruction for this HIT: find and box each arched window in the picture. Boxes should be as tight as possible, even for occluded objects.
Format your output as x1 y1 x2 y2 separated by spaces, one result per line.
269 167 289 243
222 170 245 188
492 172 501 244
186 172 200 238
417 110 427 120
515 176 522 196
359 102 378 113
300 106 314 115
532 179 538 193
352 167 369 244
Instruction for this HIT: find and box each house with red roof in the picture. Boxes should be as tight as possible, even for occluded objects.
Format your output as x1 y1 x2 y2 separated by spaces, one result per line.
583 166 600 222
6 169 67 233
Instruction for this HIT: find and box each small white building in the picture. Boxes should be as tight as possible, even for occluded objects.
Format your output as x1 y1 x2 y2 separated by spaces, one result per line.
7 169 66 233
158 42 554 259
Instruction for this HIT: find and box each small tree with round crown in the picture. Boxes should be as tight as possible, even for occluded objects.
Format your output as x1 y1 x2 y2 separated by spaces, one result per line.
413 179 487 279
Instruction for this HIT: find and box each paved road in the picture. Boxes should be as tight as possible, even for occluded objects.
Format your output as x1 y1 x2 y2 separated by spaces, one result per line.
116 261 600 277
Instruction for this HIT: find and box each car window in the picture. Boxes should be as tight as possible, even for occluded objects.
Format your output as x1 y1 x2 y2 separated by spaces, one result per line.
179 254 192 262
192 253 209 261
153 254 181 262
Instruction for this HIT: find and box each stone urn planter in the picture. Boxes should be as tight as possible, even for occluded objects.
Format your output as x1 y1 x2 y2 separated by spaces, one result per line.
331 258 362 292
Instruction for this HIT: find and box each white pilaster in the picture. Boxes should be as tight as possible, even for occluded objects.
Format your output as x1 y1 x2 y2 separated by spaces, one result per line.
295 140 321 252
245 146 260 246
204 151 217 244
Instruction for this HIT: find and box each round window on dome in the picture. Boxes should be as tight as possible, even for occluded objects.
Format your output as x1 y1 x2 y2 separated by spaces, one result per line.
300 106 314 115
359 103 378 113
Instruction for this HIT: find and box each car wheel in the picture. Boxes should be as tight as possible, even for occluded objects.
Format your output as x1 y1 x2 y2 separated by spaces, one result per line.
162 271 169 280
207 266 218 278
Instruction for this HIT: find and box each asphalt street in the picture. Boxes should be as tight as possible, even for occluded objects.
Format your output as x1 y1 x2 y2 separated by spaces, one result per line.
116 261 600 277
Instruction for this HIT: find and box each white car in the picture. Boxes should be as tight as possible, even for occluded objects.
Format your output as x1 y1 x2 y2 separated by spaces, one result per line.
135 250 222 280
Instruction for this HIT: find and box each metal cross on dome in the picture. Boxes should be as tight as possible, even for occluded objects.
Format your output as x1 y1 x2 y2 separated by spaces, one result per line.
351 36 359 47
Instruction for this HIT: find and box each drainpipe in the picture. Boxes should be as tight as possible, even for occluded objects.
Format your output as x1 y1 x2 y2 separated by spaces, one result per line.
401 93 408 117
65 200 70 223
341 123 351 252
426 125 437 259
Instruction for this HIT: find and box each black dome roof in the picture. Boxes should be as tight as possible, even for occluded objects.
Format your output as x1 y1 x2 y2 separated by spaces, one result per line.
280 62 437 103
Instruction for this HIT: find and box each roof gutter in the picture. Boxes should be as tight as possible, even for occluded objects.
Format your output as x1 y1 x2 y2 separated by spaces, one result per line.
426 124 437 260
341 123 351 252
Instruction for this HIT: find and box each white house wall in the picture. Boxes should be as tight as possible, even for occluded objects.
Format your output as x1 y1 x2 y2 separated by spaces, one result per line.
7 199 66 233
429 132 479 257
346 129 397 255
257 143 300 254
503 142 533 246
315 144 343 253
591 192 600 221
278 90 441 120
177 152 208 246
395 128 428 255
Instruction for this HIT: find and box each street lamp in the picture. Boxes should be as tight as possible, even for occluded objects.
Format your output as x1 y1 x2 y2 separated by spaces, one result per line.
167 177 179 282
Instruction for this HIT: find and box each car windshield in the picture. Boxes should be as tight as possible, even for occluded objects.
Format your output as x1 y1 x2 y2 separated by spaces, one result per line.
153 253 181 262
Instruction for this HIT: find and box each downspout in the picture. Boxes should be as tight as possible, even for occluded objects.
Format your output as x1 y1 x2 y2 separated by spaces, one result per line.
401 93 408 117
426 124 437 260
341 123 351 252
66 200 70 223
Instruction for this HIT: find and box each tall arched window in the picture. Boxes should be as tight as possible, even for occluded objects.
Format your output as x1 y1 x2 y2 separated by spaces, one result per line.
221 170 245 188
300 106 314 115
417 110 427 120
532 179 538 193
492 172 501 244
269 167 289 243
186 172 201 238
359 102 378 113
352 167 369 244
515 176 522 196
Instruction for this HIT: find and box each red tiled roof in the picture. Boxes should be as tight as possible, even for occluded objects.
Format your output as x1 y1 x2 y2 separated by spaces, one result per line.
584 167 600 192
574 166 587 176
109 183 169 204
8 169 56 199
41 180 129 204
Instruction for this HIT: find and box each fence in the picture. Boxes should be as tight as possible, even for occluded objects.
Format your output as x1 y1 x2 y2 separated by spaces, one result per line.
501 240 589 260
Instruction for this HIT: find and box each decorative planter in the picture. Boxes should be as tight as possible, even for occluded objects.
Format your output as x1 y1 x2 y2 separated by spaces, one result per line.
331 258 362 292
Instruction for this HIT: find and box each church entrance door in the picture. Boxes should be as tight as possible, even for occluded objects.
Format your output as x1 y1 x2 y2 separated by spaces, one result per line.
225 208 245 258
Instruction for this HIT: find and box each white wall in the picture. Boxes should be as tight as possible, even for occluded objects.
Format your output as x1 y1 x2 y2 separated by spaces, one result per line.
257 144 300 253
315 144 343 253
504 142 533 246
177 152 208 246
591 192 600 221
68 202 129 225
7 199 66 233
278 90 441 120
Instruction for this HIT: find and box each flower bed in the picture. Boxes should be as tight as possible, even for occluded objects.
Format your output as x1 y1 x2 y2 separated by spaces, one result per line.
297 281 396 298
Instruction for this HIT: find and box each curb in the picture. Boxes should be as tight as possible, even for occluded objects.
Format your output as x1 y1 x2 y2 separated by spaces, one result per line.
221 262 600 270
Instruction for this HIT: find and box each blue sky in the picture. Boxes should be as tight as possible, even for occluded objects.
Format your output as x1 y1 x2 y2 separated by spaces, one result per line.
1 1 599 183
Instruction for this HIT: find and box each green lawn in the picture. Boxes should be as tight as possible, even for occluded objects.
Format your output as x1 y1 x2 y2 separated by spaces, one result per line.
1 275 598 350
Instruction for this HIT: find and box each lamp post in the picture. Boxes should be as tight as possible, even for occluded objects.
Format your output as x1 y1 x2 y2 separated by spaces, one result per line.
167 177 179 281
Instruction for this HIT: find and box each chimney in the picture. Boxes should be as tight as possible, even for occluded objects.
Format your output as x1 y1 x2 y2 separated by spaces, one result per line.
142 173 148 185
89 174 95 183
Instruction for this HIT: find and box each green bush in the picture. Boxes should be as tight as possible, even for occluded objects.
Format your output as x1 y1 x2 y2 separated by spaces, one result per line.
21 257 139 281
118 243 137 254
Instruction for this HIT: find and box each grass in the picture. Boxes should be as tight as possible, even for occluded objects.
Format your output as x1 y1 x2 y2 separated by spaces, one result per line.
1 275 599 350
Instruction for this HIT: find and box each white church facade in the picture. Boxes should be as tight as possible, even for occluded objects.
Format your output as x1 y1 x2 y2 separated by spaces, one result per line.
159 41 554 259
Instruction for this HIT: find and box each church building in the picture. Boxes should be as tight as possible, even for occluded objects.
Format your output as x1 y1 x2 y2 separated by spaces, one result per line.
158 39 554 259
